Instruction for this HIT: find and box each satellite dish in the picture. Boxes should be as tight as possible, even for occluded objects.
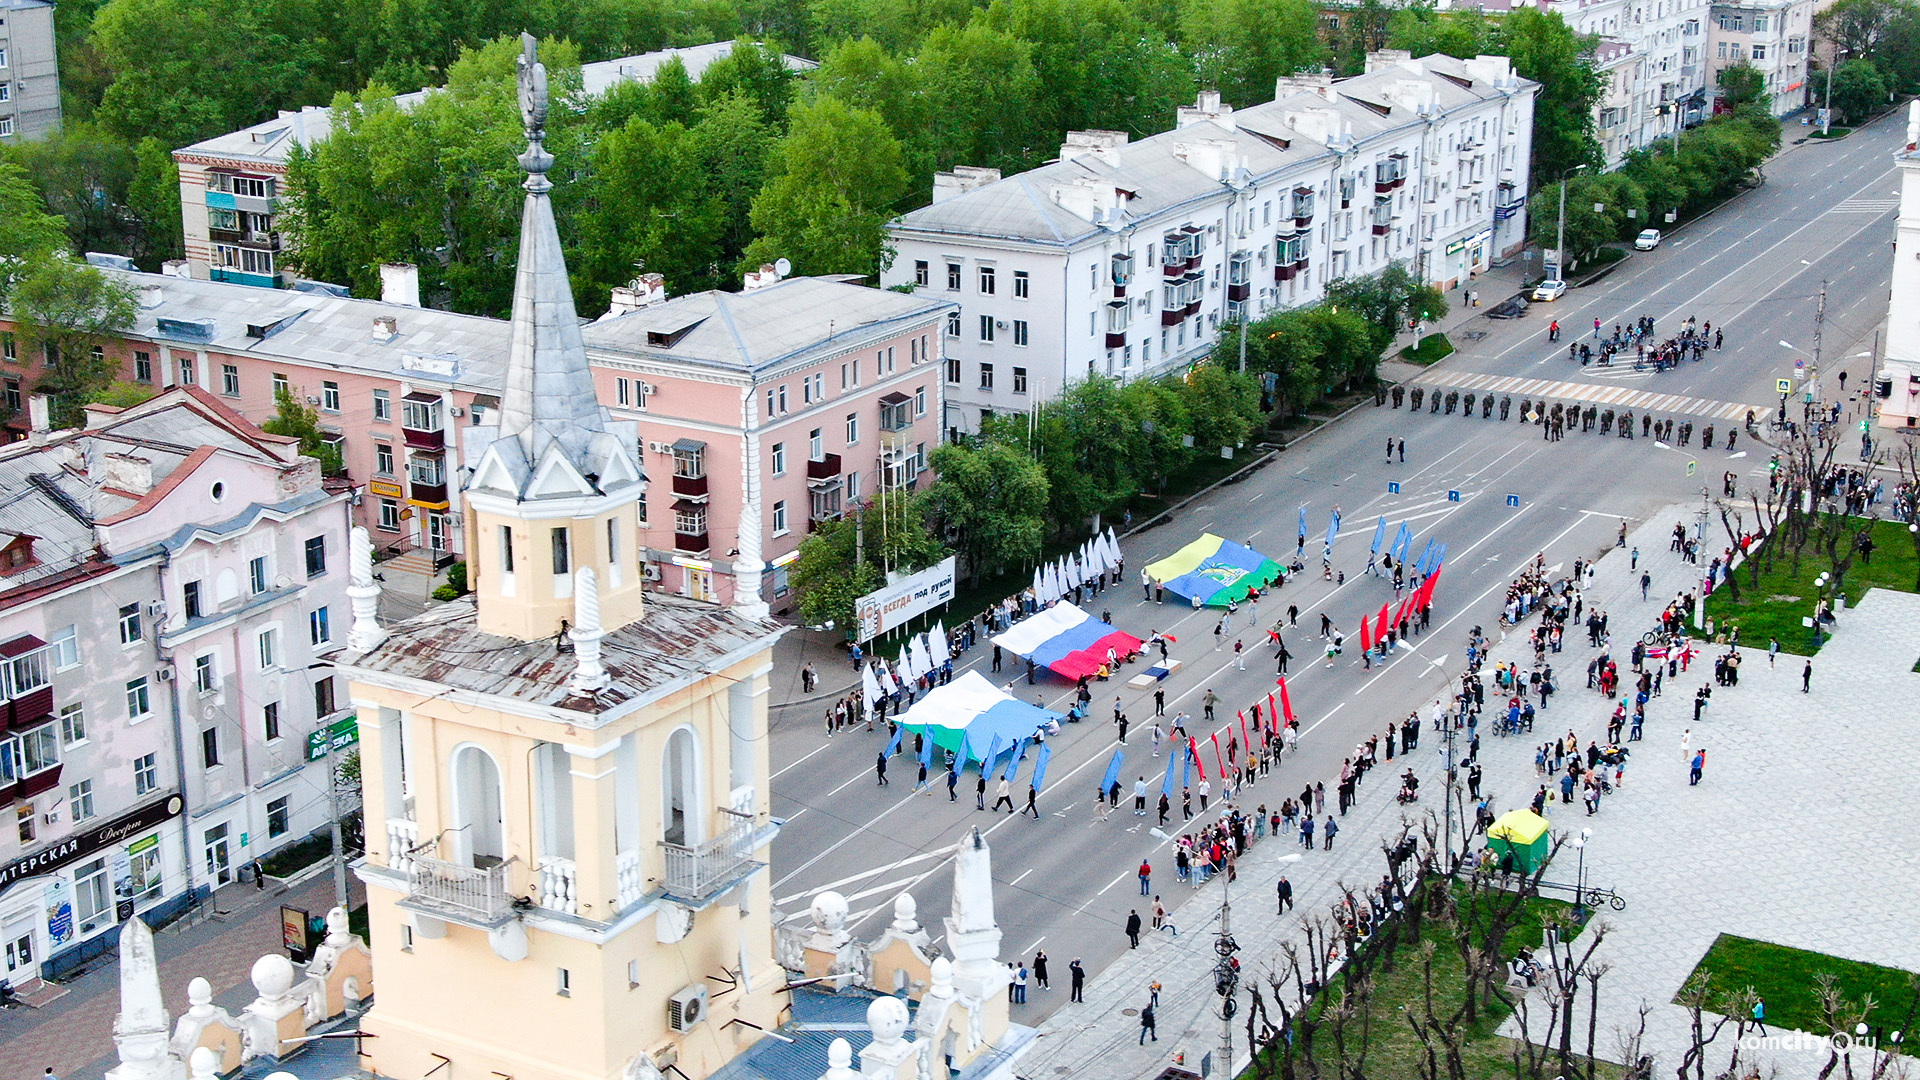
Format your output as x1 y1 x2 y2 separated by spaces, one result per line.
774 258 792 278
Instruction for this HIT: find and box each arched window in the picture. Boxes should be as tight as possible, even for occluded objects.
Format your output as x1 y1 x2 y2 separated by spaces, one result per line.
663 728 699 847
451 745 505 867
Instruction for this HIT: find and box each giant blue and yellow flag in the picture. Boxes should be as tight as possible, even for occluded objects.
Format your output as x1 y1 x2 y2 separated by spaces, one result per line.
1144 533 1283 607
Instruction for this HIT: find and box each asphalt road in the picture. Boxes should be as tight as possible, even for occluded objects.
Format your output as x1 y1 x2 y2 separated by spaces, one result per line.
765 110 1902 1029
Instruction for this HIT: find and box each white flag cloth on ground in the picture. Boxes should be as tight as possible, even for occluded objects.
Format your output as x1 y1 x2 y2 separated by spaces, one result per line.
931 622 950 665
862 664 884 716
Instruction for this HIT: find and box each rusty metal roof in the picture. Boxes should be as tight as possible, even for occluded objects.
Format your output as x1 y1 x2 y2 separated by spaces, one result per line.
347 593 784 715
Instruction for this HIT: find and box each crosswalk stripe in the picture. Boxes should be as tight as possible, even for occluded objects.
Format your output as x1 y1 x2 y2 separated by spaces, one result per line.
1411 369 1770 420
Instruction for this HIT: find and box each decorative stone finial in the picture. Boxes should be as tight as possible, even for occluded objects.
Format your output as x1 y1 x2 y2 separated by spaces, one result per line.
569 567 609 694
824 1037 859 1080
928 957 954 998
346 526 386 652
107 916 178 1080
868 996 910 1047
516 33 553 185
890 893 920 936
250 954 296 1001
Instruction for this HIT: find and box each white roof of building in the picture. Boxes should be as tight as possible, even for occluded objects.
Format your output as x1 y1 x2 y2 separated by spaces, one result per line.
893 53 1535 249
174 40 817 168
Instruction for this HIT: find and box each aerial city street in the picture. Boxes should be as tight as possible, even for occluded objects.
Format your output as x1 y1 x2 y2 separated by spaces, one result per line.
0 4 1917 1080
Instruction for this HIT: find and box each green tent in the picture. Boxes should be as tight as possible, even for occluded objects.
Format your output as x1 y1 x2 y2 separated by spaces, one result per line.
1486 809 1551 874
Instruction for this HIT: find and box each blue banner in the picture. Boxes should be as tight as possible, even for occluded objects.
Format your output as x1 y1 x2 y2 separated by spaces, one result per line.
1002 737 1028 782
1370 516 1387 555
886 724 905 756
1297 505 1308 543
1160 741 1181 796
1101 748 1125 795
1325 510 1341 549
1392 522 1413 563
1032 743 1054 791
978 733 1004 776
920 727 937 767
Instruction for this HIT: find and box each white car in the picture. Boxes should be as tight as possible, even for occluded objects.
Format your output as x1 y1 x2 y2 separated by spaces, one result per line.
1634 229 1662 250
1530 279 1568 302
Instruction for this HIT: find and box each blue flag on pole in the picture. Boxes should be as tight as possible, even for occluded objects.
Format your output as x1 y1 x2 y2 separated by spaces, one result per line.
1297 505 1308 542
976 733 1004 775
1392 522 1413 562
1032 744 1054 791
1002 737 1028 782
886 724 905 756
1181 744 1194 790
1370 516 1387 555
1325 510 1341 549
1160 742 1181 796
1101 749 1124 795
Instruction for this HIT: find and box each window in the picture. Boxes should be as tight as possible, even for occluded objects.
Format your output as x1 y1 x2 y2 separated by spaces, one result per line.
810 372 824 401
75 858 110 926
2 380 15 412
978 266 996 295
1013 320 1029 347
914 260 930 287
946 311 961 337
915 386 926 416
201 727 220 768
221 364 240 396
127 677 152 719
52 624 79 669
58 702 84 747
375 443 395 476
946 263 961 290
673 503 706 536
946 358 961 384
979 363 995 391
979 315 995 342
272 372 290 397
263 700 281 742
372 388 391 421
257 627 278 669
134 752 158 795
194 654 218 695
500 526 516 573
176 356 197 386
771 442 786 476
378 499 400 531
183 580 204 620
846 472 861 501
69 780 95 823
1013 367 1029 394
1751 43 1767 59
246 555 268 595
267 796 290 838
304 535 326 577
778 385 789 413
551 527 570 574
309 606 330 645
671 445 706 479
313 675 336 717
557 968 572 996
1013 271 1030 299
20 724 57 775
809 428 823 459
845 413 860 445
772 500 788 535
605 517 619 566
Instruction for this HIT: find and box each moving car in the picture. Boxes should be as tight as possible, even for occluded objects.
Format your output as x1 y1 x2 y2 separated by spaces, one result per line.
1486 295 1530 320
1530 279 1568 302
1634 229 1662 250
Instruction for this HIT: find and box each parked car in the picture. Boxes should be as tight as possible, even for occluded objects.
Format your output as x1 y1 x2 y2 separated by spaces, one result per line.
1486 295 1531 320
1634 229 1662 250
1530 279 1568 302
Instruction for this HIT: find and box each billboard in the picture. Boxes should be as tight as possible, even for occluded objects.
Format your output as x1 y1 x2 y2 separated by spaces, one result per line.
854 557 957 643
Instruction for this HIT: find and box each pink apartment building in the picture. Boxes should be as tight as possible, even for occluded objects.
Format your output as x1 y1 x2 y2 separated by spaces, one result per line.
0 265 952 611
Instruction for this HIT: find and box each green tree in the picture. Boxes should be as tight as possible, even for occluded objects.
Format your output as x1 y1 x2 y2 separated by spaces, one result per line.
1494 7 1605 179
975 0 1195 140
1816 0 1908 59
693 92 778 274
10 256 138 427
0 161 72 299
261 385 347 475
576 117 728 304
1826 57 1888 122
1181 363 1267 451
3 123 135 260
128 138 184 269
915 23 1047 172
809 0 920 52
923 441 1049 580
1179 0 1328 107
1716 62 1765 108
789 492 946 628
1385 7 1491 64
696 41 797 129
744 94 907 277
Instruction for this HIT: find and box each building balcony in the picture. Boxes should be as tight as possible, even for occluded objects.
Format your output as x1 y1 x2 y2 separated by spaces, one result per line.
1161 307 1186 327
1295 255 1310 273
1275 264 1296 282
1227 282 1249 302
671 473 709 499
15 764 61 800
398 855 518 928
407 479 448 508
878 429 914 460
806 453 842 485
1373 222 1392 236
402 425 444 452
1106 331 1128 348
674 530 710 555
6 685 52 731
659 808 762 905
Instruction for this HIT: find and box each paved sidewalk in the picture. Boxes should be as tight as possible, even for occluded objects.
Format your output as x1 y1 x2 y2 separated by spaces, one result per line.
0 870 365 1080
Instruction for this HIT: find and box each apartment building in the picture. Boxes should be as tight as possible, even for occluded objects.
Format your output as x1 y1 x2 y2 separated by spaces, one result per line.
0 388 351 981
1444 0 1709 166
0 264 949 610
1877 120 1920 431
170 41 815 288
1706 0 1814 117
0 0 60 142
883 52 1536 435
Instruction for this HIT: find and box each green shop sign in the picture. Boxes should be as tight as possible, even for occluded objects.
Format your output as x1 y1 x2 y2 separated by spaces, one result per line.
305 714 359 762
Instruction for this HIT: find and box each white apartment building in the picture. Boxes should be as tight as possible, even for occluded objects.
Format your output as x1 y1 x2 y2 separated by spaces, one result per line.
170 41 816 288
0 0 61 142
1447 0 1709 166
0 388 351 981
1706 0 1814 117
1876 111 1920 431
883 51 1536 436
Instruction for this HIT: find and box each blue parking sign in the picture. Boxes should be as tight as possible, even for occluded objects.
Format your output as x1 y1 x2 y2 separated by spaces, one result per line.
1387 481 1401 494
1506 494 1520 507
1447 489 1461 502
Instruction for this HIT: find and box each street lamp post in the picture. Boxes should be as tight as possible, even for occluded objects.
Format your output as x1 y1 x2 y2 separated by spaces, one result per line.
1823 49 1849 135
1553 165 1590 283
1571 827 1592 916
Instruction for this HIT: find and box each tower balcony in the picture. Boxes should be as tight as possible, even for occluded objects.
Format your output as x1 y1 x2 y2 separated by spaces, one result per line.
659 807 763 905
398 855 519 928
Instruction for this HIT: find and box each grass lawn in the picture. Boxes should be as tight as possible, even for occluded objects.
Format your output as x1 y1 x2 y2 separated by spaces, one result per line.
1810 126 1854 139
1702 518 1920 656
1245 886 1613 1079
1400 333 1456 365
1684 934 1919 1041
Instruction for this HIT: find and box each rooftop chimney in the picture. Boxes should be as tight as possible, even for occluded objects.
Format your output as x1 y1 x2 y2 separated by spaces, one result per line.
1176 90 1236 129
371 315 399 342
1059 130 1128 168
162 260 192 280
379 263 421 307
931 165 1003 203
100 453 155 496
26 395 51 445
744 263 782 292
1275 70 1337 102
1364 49 1415 74
138 284 164 310
608 273 667 315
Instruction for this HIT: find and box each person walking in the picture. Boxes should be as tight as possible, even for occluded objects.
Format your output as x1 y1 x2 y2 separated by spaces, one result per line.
1138 858 1153 895
1276 875 1294 913
1069 958 1086 1002
1322 815 1339 850
1802 660 1813 693
976 774 987 810
1235 638 1245 670
1139 1002 1158 1044
1154 688 1165 716
1768 637 1779 667
1033 950 1050 990
1125 910 1143 948
1689 749 1706 786
1204 689 1219 722
875 751 889 786
993 778 1014 812
1639 571 1651 601
1751 997 1768 1035
947 767 959 802
1134 777 1149 816
1024 785 1040 818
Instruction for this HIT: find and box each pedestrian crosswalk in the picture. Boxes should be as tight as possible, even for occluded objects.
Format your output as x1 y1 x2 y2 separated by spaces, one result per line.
1830 197 1899 214
1410 370 1766 421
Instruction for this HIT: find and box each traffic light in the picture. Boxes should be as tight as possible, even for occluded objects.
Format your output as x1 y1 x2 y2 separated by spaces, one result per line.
1768 456 1780 473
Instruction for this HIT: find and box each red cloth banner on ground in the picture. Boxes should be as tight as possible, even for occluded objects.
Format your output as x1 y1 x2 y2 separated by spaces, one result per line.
1278 677 1295 723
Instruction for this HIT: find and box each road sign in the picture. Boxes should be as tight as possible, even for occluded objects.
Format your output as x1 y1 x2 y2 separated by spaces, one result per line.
1447 489 1462 502
1506 494 1521 507
1776 378 1793 394
1793 359 1806 379
1387 481 1401 494
1686 460 1697 477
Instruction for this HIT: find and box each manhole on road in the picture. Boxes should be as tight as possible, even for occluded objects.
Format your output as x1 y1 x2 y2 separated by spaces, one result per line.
1122 1008 1139 1016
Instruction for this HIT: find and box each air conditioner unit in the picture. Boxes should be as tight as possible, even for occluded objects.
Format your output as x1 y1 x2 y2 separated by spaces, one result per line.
639 383 657 396
647 441 670 454
667 985 708 1032
147 600 166 620
305 395 321 405
448 406 464 417
641 564 663 582
995 320 1009 330
156 667 175 682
